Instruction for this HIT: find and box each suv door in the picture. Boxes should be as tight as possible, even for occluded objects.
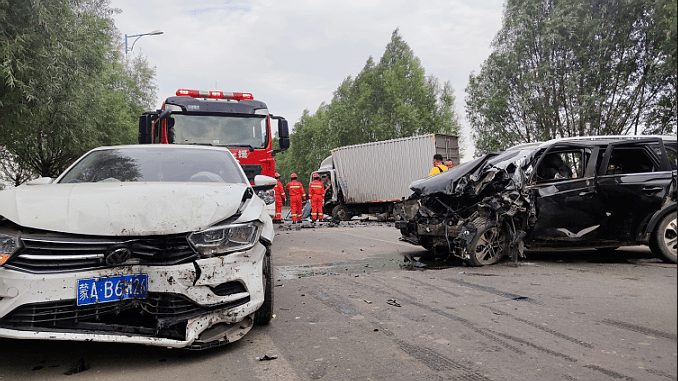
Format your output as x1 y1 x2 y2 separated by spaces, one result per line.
526 143 609 248
596 138 673 244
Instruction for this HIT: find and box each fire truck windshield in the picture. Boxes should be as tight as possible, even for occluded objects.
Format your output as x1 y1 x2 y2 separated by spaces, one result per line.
170 114 268 148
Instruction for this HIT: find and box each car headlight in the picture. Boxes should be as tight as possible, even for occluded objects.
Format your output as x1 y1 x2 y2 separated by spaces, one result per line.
0 232 22 265
257 189 275 205
188 222 261 257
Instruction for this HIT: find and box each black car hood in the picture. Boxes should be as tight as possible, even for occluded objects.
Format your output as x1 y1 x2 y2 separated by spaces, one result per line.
409 149 535 197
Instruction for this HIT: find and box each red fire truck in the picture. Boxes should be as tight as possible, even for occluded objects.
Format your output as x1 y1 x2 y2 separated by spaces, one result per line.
138 89 290 213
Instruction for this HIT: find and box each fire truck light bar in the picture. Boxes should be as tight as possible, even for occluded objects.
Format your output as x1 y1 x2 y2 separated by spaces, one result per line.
176 89 254 101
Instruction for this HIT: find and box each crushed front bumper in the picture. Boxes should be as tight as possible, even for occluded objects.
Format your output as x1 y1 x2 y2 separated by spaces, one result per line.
0 242 268 349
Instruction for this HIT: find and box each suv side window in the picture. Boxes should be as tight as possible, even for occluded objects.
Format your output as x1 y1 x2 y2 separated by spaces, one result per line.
666 145 677 170
535 149 586 182
604 146 657 175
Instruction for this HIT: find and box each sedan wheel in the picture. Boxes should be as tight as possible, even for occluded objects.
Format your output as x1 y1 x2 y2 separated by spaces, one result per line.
254 252 274 325
465 220 508 267
650 212 677 264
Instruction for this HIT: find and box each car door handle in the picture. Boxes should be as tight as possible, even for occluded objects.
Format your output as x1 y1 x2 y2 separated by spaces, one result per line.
642 186 663 194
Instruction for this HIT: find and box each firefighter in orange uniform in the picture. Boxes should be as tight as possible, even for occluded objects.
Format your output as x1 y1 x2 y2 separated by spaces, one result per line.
286 173 306 223
309 173 325 222
273 172 286 223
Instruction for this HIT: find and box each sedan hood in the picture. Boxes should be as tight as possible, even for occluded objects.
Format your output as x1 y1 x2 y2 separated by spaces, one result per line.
0 182 249 236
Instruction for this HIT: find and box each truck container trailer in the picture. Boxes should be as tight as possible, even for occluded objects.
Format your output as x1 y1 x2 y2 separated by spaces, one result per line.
313 134 459 221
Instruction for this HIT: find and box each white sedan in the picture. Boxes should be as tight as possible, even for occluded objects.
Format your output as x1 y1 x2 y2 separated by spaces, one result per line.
0 145 276 349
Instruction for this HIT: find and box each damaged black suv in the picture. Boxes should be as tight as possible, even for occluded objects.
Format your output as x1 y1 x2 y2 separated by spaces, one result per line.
395 136 677 266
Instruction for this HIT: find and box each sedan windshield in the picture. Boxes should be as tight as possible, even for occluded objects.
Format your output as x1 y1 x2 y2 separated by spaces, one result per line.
170 114 267 148
58 147 247 184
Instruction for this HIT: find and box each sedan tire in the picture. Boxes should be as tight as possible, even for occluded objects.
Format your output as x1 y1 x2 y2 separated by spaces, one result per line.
650 211 677 264
254 252 274 325
464 219 508 267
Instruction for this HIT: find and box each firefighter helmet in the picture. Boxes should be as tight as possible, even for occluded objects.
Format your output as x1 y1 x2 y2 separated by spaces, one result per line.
313 173 320 179
291 173 297 179
275 172 281 178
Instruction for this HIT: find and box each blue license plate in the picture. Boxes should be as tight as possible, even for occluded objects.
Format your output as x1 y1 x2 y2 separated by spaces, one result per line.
76 274 148 306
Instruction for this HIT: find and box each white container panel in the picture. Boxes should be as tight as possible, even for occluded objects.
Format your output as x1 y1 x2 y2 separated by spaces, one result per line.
331 134 458 204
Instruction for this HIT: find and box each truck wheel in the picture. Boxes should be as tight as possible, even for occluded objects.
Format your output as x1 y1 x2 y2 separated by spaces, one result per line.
254 252 274 325
464 220 508 267
649 211 677 264
332 205 352 221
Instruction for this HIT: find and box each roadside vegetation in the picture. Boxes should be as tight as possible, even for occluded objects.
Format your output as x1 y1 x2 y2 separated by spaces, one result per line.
0 0 156 185
466 0 677 154
1 0 675 187
274 29 462 184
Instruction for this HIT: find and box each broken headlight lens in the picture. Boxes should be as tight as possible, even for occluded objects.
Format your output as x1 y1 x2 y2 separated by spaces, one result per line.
188 222 261 257
257 189 275 205
0 232 21 265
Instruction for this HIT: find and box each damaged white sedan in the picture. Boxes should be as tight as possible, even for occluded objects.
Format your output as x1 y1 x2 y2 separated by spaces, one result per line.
0 145 276 349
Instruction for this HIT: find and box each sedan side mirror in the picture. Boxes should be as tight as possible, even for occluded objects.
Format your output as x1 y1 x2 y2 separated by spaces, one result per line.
26 177 54 185
252 175 276 192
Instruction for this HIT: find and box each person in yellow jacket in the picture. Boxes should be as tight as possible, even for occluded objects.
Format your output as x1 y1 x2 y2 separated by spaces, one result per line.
429 154 448 176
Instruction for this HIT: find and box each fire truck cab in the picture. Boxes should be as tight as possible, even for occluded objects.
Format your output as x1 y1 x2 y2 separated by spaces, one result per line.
139 89 290 215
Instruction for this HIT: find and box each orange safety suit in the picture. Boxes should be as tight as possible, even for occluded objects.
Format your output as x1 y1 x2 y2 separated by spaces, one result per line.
286 180 306 222
309 179 325 221
274 180 286 222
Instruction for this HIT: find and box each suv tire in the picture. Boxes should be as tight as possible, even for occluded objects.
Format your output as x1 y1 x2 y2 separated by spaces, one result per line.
650 211 677 264
464 219 508 267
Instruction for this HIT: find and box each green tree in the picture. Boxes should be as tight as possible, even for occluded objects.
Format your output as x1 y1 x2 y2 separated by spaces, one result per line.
0 0 156 179
466 0 676 154
0 148 32 187
277 29 461 183
652 0 677 130
275 106 333 184
329 30 460 144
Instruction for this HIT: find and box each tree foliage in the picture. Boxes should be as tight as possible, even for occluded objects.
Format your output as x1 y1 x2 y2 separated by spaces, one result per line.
276 29 461 183
0 149 32 188
0 0 157 180
466 0 677 154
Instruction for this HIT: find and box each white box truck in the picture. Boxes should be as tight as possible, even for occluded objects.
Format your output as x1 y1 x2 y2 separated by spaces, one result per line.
313 134 459 221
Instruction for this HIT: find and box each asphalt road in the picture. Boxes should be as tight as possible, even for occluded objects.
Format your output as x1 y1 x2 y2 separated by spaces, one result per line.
1 221 676 381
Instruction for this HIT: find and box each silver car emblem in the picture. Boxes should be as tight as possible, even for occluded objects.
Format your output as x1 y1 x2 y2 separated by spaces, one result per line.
105 247 132 266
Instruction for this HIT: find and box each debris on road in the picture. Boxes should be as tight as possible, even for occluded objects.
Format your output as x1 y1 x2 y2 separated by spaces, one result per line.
256 355 278 361
386 298 401 307
63 357 90 375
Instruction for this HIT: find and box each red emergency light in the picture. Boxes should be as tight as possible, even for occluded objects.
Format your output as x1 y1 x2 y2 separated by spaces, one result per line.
176 89 254 101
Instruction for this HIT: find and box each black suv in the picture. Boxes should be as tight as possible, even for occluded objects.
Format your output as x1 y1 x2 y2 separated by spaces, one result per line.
395 136 677 266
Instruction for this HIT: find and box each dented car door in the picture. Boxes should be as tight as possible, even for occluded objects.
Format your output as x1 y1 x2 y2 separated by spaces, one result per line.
596 138 673 243
526 144 608 248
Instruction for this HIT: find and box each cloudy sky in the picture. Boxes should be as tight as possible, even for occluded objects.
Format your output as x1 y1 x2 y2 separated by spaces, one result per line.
110 0 505 157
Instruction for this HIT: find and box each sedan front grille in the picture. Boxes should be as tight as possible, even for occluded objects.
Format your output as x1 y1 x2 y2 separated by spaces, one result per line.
0 292 250 340
5 233 199 273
